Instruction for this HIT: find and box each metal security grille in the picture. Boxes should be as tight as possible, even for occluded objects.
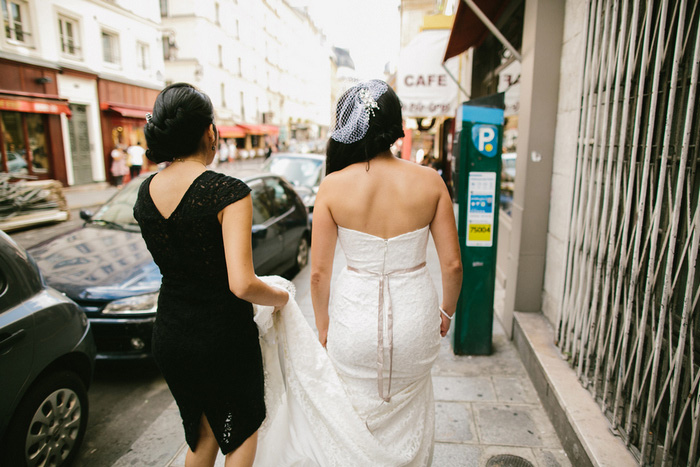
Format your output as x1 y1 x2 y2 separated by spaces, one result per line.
557 0 700 465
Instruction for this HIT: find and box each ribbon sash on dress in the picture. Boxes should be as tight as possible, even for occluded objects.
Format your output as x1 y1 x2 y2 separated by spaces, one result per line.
347 261 427 402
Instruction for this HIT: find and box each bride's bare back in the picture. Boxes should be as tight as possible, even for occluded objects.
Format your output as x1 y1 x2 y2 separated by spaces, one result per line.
320 154 444 238
311 151 462 345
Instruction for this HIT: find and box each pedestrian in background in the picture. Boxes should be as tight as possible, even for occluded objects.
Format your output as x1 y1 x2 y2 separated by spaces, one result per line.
228 140 237 162
218 140 229 165
133 82 288 467
127 141 145 179
110 144 128 188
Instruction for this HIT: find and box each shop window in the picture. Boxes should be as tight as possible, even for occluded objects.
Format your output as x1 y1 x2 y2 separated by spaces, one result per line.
58 15 80 58
2 0 31 45
101 30 120 65
1 111 50 176
162 32 177 61
137 42 149 70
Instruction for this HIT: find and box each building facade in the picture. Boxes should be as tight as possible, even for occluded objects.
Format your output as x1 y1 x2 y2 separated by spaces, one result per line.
160 0 331 156
0 0 165 185
447 0 700 465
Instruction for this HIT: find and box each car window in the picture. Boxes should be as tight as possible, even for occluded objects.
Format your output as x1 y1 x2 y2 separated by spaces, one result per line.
265 178 294 215
249 181 274 225
92 176 142 228
264 157 323 187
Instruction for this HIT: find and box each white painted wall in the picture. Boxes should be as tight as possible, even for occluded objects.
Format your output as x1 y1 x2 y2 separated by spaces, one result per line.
541 0 588 324
5 0 165 88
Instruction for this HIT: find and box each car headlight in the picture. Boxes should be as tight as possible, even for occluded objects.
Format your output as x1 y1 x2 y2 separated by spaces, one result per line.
102 292 159 315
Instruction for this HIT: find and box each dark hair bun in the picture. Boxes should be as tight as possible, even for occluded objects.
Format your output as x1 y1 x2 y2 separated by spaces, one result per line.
144 83 214 163
373 124 405 152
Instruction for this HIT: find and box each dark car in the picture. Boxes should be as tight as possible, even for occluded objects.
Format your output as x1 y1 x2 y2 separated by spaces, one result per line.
261 152 326 215
28 171 310 360
0 230 96 467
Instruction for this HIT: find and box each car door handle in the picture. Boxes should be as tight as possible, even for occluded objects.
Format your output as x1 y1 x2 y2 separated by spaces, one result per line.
0 329 27 353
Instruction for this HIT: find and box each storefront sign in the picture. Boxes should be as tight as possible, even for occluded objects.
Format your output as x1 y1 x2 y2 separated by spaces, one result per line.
0 97 71 115
397 29 460 118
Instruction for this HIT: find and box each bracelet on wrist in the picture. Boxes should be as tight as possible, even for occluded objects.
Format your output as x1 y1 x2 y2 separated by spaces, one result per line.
439 306 454 320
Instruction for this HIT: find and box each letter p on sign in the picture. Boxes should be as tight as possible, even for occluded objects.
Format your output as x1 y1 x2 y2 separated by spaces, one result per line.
471 124 498 158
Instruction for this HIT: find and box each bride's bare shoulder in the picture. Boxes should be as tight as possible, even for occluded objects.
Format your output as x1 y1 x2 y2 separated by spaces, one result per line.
397 159 445 186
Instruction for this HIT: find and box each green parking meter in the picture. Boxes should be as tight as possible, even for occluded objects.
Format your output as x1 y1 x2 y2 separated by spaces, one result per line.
452 101 504 355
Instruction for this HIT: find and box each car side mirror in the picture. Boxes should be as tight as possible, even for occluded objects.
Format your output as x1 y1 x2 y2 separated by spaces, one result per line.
251 225 267 239
79 210 93 221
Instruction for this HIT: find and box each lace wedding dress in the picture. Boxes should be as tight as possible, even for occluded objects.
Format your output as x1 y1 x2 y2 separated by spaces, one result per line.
254 225 441 466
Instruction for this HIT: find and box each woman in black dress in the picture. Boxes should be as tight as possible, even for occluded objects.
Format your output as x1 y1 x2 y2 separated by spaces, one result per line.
133 83 288 466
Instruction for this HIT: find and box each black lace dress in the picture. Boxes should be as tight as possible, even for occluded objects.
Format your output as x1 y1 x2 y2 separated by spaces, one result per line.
133 170 264 455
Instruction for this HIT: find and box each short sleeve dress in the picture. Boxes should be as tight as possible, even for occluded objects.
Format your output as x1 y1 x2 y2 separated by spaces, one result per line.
133 170 263 455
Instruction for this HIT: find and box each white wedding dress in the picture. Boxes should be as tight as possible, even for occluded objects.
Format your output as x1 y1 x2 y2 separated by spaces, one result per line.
254 225 441 466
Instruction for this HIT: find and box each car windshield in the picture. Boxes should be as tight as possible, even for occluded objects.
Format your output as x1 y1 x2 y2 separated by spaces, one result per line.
91 176 142 230
264 157 322 188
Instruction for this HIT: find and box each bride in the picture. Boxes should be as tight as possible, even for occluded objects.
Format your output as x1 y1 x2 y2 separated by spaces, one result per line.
253 80 462 466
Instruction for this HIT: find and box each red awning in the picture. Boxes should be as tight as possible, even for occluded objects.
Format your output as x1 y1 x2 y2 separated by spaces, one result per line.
0 96 71 116
443 0 511 62
237 123 279 135
104 105 150 119
218 125 246 138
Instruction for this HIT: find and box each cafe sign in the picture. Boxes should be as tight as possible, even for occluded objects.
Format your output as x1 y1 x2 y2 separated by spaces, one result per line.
397 29 459 118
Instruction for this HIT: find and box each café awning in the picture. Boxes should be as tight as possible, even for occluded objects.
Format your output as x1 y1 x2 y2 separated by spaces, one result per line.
0 95 72 116
103 105 150 119
218 125 246 138
237 123 279 135
443 0 520 63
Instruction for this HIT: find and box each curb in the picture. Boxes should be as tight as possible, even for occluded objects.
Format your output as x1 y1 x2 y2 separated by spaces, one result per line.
513 311 637 467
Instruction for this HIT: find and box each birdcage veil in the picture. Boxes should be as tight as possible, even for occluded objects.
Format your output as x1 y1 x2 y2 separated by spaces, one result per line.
330 80 389 144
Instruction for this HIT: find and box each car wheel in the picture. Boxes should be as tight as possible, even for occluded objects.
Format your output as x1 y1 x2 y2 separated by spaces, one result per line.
295 236 309 270
1 371 88 467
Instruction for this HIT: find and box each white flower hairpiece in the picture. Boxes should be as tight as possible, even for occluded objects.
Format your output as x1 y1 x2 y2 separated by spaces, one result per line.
330 80 389 144
358 88 379 118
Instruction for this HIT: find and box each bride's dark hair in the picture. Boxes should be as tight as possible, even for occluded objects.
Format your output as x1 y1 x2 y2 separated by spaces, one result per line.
326 82 404 175
143 82 215 164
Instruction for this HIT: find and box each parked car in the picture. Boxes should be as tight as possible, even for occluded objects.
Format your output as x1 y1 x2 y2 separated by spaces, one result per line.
0 230 96 467
28 171 310 360
262 152 326 216
7 151 28 173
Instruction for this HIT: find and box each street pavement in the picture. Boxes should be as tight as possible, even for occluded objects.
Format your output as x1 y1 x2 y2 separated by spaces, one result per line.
110 195 569 465
13 161 571 467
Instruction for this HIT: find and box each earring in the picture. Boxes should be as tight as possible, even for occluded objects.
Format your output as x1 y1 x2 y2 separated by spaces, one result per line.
211 145 216 151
